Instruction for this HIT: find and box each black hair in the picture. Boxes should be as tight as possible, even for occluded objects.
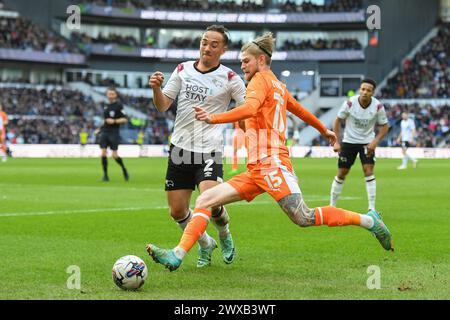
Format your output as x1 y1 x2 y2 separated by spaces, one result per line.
205 25 229 46
361 78 377 89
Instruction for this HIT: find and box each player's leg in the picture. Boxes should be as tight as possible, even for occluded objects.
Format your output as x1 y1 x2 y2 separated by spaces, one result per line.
403 143 417 167
147 172 261 271
330 143 356 206
398 143 408 169
167 188 216 267
196 151 236 264
99 134 109 181
1 133 7 162
360 147 376 211
163 146 217 267
0 135 6 162
277 193 393 251
199 180 236 265
256 158 393 252
111 145 129 181
262 161 392 250
147 182 243 271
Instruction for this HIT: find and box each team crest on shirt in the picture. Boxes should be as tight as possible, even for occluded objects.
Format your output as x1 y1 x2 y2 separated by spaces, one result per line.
212 79 224 88
109 111 115 117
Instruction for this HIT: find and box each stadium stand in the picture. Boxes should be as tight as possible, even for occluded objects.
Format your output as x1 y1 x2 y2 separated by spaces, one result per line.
280 38 362 50
279 0 363 12
310 103 450 148
0 16 81 54
379 24 449 99
384 103 450 147
0 0 447 154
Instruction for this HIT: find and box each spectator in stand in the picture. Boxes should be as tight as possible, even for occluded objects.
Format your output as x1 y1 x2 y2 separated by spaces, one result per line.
0 17 80 54
280 38 362 50
280 0 362 13
380 25 449 99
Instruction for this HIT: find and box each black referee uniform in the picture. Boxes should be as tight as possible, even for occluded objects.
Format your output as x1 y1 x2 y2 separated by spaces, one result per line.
99 100 129 181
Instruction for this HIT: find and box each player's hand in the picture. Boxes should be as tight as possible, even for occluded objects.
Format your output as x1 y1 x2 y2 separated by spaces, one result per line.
323 129 337 147
149 71 164 89
367 140 378 156
194 106 212 124
333 142 341 153
105 118 115 125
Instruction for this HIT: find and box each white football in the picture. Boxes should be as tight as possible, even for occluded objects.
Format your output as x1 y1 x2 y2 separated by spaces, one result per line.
112 255 148 290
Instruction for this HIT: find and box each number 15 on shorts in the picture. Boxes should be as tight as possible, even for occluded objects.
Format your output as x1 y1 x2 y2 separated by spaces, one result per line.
264 170 282 190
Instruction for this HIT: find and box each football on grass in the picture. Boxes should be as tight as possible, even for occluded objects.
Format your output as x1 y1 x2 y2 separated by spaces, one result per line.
112 255 148 290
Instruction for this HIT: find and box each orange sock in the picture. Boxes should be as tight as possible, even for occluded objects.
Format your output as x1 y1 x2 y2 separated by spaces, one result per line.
314 206 361 227
178 208 211 252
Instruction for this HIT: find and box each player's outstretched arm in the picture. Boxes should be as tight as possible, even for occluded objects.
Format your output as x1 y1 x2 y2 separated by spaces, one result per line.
286 98 327 135
194 99 260 124
148 71 173 112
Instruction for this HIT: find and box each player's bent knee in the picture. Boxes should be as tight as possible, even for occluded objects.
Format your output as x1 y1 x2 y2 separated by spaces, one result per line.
296 206 315 228
279 194 316 228
169 206 189 220
195 190 215 210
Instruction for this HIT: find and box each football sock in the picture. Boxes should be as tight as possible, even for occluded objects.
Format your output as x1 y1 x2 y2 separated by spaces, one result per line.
114 156 127 171
407 153 416 162
175 209 212 249
402 156 408 167
365 175 376 210
178 208 211 253
101 156 108 176
175 209 192 230
314 206 363 227
211 206 230 239
173 247 187 260
360 214 375 229
330 176 344 206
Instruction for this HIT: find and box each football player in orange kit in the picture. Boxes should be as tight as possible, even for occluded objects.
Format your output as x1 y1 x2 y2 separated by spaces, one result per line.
146 32 393 271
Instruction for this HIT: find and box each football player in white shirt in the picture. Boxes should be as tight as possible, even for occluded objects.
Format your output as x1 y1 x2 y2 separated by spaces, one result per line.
396 111 418 169
148 25 246 268
330 79 389 211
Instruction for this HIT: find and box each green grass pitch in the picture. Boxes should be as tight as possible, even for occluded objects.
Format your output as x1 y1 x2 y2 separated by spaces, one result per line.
0 157 449 300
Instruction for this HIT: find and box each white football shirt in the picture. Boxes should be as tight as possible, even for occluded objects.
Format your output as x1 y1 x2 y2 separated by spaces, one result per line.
337 95 388 144
400 118 416 142
162 61 246 153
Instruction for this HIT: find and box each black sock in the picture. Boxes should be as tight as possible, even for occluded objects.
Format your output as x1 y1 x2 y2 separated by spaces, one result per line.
114 157 127 172
101 156 108 176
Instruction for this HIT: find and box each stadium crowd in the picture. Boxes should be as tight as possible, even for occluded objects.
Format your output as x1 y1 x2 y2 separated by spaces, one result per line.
0 87 173 145
379 24 450 99
69 32 362 51
82 0 362 13
309 103 450 148
167 36 244 50
280 0 362 12
0 17 81 54
384 103 450 147
281 38 362 50
0 87 100 117
70 32 141 48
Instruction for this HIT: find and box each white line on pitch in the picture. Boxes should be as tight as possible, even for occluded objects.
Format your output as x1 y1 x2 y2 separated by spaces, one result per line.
0 196 361 218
